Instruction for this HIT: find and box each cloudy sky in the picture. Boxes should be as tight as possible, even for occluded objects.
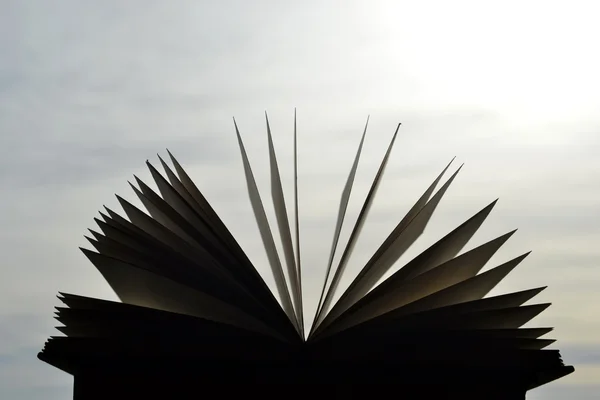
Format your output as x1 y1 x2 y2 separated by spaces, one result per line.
1 1 599 398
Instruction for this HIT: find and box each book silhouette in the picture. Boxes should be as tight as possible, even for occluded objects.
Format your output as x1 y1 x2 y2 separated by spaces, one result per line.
39 114 574 399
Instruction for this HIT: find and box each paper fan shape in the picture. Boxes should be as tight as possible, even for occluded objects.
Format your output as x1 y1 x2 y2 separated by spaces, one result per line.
39 113 574 399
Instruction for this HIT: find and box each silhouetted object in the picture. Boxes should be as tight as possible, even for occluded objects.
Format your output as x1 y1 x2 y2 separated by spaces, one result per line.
39 113 574 399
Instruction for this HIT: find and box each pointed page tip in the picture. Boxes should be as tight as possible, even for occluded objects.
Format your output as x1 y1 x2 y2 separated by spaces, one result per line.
534 286 548 294
485 198 499 208
146 162 160 173
473 199 498 217
157 154 168 168
507 228 518 236
515 251 532 262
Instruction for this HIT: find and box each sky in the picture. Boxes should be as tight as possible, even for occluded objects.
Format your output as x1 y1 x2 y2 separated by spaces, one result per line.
1 0 599 398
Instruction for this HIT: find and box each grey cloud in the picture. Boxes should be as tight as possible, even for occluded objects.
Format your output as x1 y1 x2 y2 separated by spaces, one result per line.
2 1 600 398
0 386 71 400
0 136 230 189
528 385 600 400
0 314 49 353
0 342 71 400
560 344 600 366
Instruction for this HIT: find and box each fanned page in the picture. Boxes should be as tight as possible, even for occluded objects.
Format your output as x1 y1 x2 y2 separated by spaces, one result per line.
38 113 574 393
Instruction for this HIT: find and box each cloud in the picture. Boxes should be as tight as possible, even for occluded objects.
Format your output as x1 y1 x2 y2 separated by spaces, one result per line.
0 135 230 189
2 1 600 398
529 384 600 400
559 344 600 366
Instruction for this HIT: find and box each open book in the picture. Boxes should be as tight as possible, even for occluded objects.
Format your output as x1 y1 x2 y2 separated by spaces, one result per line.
39 113 574 397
